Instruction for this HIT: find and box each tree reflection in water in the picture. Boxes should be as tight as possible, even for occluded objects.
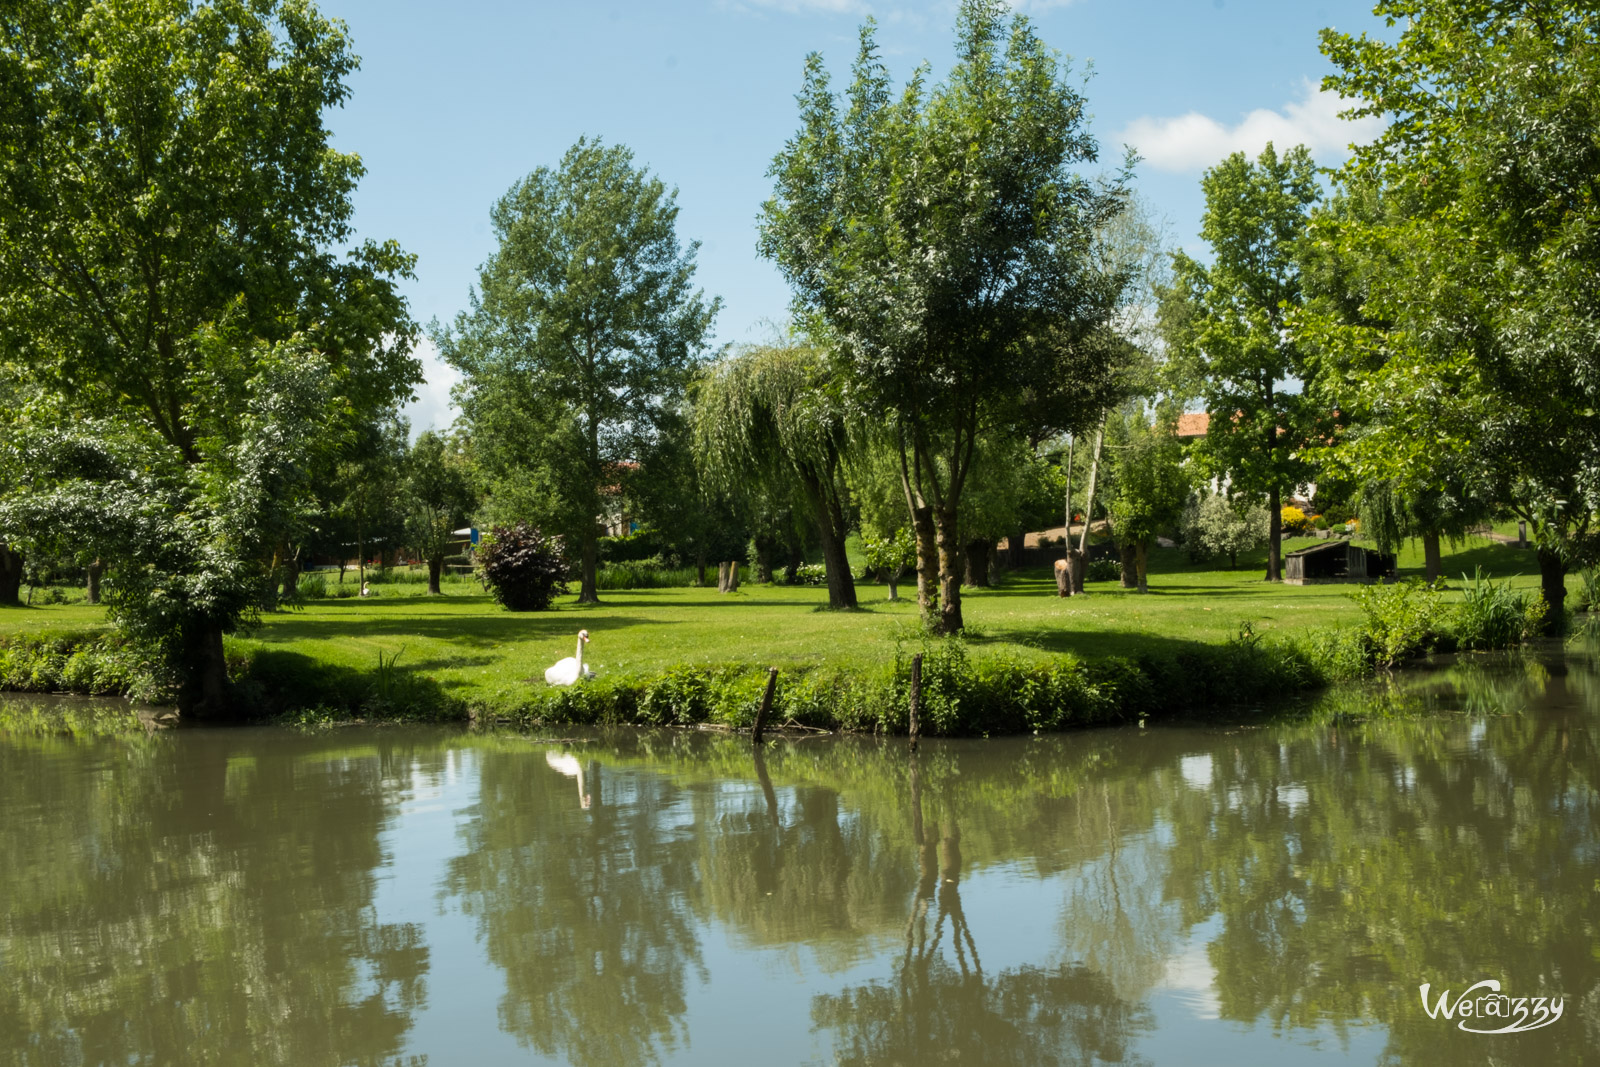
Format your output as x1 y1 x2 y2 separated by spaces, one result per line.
0 726 429 1066
811 754 1154 1066
444 747 706 1067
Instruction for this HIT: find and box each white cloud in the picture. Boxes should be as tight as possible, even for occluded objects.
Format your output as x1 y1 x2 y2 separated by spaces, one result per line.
400 335 461 440
1118 79 1384 173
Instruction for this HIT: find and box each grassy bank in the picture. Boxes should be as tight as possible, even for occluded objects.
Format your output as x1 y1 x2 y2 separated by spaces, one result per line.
0 532 1588 732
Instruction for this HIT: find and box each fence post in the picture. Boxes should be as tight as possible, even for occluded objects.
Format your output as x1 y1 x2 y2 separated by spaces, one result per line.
753 667 778 744
908 653 922 752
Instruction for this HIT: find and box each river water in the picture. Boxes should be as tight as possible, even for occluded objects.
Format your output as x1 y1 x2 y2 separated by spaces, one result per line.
3 645 1599 1065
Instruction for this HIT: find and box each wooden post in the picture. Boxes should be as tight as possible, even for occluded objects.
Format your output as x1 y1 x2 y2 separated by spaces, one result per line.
753 666 778 743
908 653 922 752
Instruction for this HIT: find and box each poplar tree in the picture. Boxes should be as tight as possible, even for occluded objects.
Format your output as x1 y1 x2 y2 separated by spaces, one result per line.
441 138 719 604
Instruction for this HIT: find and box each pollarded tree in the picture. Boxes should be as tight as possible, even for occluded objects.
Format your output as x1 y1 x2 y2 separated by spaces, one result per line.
760 1 1129 633
0 0 419 713
1163 143 1321 583
439 138 720 605
406 430 477 595
693 340 857 609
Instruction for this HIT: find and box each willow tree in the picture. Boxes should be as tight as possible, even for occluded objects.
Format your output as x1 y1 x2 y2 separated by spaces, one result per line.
693 341 857 609
760 1 1128 632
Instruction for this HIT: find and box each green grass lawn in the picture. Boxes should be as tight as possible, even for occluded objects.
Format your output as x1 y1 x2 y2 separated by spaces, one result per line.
1 530 1572 712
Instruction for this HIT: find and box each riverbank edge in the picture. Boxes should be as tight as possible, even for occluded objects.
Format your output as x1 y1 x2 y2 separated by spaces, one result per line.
1 624 1378 735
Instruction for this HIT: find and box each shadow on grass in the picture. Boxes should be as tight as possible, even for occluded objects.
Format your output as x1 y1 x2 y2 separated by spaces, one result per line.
236 646 467 720
255 612 676 646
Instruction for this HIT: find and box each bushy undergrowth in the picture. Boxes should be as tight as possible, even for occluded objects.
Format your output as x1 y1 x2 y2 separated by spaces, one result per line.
472 628 1363 735
0 630 169 702
1347 573 1548 668
595 560 698 590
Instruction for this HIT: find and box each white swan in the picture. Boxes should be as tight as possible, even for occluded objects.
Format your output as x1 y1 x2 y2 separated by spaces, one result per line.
544 629 594 686
545 750 591 809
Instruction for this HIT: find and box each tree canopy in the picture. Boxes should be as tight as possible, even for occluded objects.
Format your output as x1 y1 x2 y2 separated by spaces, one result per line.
0 0 419 713
440 137 719 604
760 0 1129 632
1301 0 1600 623
1163 143 1320 583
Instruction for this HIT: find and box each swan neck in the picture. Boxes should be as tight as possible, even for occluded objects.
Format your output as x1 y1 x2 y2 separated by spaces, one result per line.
575 639 584 668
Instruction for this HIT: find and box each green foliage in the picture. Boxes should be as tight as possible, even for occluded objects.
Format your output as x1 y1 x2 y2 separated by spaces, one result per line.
1163 143 1321 571
439 137 719 600
475 524 568 612
1452 568 1547 651
404 430 476 576
1085 558 1121 583
1348 579 1448 669
1104 407 1191 547
1308 2 1600 613
759 2 1131 630
1578 568 1600 612
0 631 158 700
860 528 915 580
1182 492 1269 565
594 562 697 590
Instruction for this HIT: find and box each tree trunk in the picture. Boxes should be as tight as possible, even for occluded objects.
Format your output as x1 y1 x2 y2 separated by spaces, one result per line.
933 506 964 633
1135 541 1149 594
753 542 773 584
696 549 708 587
1008 525 1025 570
0 543 21 605
963 538 993 588
179 624 232 720
1266 486 1282 582
427 555 444 595
911 505 938 622
1069 548 1086 594
1422 530 1442 582
1537 547 1567 636
1119 538 1138 589
578 528 600 604
86 559 102 605
1078 419 1106 558
886 567 900 602
281 553 301 600
717 561 730 593
728 561 740 591
804 474 858 610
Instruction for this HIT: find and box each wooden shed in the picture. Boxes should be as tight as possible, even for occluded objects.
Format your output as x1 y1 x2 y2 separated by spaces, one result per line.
1284 539 1396 585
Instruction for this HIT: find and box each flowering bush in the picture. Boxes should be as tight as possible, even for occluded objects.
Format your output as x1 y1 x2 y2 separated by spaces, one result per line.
1280 506 1309 534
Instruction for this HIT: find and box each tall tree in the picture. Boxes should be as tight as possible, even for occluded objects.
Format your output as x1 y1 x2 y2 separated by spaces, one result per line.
0 0 418 713
439 138 720 604
760 1 1128 633
1304 2 1600 624
1163 143 1320 583
693 340 858 609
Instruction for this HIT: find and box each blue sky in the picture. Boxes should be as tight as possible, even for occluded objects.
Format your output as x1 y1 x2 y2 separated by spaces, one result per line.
320 0 1387 433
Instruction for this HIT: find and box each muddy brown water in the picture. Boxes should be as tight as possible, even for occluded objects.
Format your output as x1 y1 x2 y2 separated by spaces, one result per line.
4 644 1599 1065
